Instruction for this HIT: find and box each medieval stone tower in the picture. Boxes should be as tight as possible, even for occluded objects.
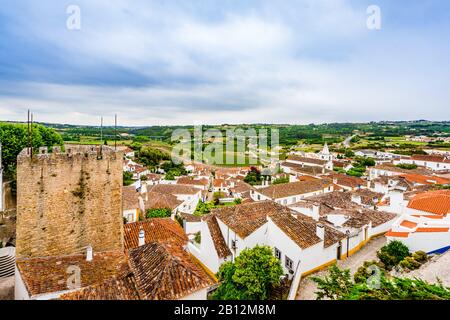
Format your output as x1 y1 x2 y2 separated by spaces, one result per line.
16 145 124 258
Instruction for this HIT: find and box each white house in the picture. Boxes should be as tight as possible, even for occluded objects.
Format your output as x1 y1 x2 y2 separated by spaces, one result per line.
394 154 450 172
386 190 450 254
186 201 347 298
250 178 334 206
147 184 202 214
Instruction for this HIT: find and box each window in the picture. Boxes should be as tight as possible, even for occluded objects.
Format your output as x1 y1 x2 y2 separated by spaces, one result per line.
285 256 294 270
274 248 281 260
283 199 287 205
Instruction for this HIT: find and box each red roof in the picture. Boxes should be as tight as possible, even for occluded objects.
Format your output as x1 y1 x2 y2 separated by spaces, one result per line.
385 230 409 238
400 220 418 229
407 190 450 215
415 227 449 233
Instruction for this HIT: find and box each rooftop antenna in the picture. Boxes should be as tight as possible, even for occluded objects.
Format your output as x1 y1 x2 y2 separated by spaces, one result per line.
27 109 31 156
30 112 33 159
100 116 103 144
100 116 103 157
114 114 117 151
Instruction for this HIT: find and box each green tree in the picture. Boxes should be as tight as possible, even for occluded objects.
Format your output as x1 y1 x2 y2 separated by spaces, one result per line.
377 240 410 270
146 208 172 218
212 246 283 300
243 166 262 186
0 122 63 181
313 265 450 300
311 265 354 300
123 171 134 186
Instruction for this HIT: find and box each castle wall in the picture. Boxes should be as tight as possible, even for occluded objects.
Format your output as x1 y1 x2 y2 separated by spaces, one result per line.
16 146 124 258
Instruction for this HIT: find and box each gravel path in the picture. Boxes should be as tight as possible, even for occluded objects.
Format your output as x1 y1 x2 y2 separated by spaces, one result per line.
403 251 450 287
297 236 387 300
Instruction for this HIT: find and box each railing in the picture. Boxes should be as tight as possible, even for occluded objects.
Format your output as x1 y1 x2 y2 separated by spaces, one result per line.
287 262 302 300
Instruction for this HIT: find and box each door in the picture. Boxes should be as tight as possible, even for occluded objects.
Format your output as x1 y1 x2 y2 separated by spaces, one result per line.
337 242 342 260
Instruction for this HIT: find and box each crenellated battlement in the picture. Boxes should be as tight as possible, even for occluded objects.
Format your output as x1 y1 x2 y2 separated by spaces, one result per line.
17 144 122 163
16 144 124 259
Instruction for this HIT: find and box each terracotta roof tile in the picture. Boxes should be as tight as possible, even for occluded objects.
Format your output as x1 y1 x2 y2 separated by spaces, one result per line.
60 273 140 300
204 215 232 258
148 184 200 195
407 190 450 215
123 186 140 211
127 241 215 300
385 230 410 238
124 218 187 250
286 155 328 165
400 220 418 229
17 251 129 296
415 227 449 233
269 212 322 249
145 191 182 211
258 179 332 199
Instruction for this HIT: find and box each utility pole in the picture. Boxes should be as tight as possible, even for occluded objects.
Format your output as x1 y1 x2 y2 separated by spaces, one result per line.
27 110 31 156
114 114 117 151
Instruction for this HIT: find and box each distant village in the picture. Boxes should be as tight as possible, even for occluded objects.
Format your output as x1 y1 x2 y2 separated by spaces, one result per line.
1 135 450 300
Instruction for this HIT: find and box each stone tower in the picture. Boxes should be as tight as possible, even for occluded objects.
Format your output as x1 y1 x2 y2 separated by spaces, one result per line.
16 145 124 258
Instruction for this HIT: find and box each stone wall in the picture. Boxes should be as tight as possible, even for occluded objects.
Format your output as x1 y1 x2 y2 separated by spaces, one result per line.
16 145 124 258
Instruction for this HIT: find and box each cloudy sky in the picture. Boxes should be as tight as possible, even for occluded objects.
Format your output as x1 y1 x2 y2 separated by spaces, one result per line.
0 0 449 126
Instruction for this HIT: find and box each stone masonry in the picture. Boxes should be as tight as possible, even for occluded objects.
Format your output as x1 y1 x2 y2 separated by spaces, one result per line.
16 145 124 258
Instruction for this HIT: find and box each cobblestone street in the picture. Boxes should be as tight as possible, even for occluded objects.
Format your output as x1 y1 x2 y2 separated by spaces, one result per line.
297 236 387 300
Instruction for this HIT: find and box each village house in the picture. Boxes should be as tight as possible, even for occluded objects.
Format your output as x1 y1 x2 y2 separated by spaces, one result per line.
147 184 203 214
394 154 450 172
289 191 397 259
185 201 347 299
123 185 141 223
59 219 216 300
386 190 450 254
176 176 210 190
250 178 334 205
369 163 432 180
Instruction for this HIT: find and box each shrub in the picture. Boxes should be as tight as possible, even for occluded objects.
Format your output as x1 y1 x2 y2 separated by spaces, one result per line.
354 261 385 284
377 241 410 270
412 251 428 263
146 208 172 218
400 257 421 271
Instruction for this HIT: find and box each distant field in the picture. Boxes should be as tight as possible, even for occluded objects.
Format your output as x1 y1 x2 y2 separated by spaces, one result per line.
65 139 132 146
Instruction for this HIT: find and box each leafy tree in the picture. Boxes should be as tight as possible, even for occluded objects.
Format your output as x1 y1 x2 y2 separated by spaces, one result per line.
0 122 63 182
138 146 170 167
313 265 450 300
396 163 418 170
146 208 172 218
244 166 262 186
123 171 134 186
311 265 354 300
353 261 385 284
272 176 289 185
344 149 355 158
377 240 410 270
212 246 283 300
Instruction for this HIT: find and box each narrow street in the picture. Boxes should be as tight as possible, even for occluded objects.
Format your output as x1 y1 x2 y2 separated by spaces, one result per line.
296 236 387 300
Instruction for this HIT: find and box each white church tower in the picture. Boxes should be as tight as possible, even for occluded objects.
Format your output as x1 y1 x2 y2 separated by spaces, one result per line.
319 142 333 161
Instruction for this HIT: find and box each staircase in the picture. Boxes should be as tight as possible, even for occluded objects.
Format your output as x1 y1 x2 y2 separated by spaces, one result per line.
0 247 15 278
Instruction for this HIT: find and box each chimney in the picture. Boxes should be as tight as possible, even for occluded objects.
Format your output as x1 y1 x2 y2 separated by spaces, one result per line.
86 246 93 262
367 180 371 189
311 205 320 221
332 178 338 185
316 224 325 240
139 228 145 246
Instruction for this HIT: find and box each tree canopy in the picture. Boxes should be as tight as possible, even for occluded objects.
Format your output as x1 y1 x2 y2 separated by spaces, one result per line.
212 245 283 300
0 122 63 180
